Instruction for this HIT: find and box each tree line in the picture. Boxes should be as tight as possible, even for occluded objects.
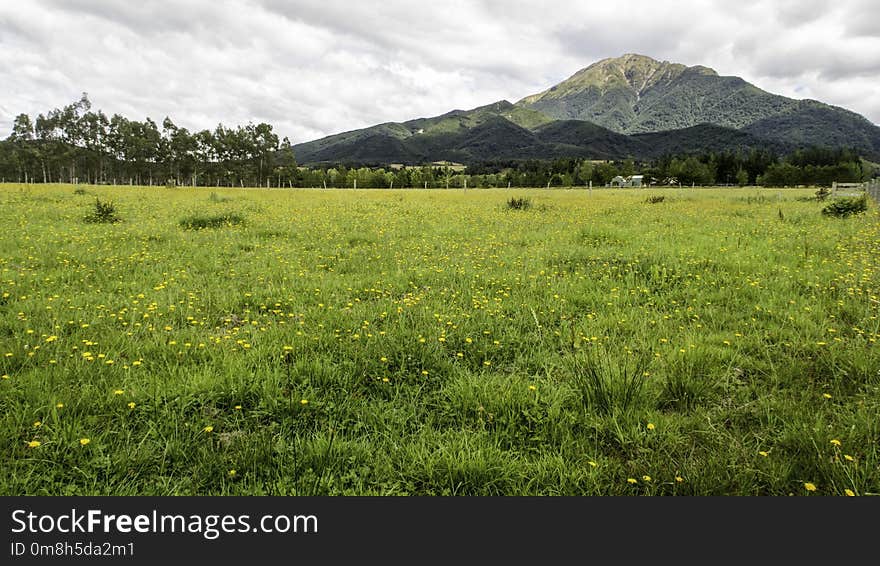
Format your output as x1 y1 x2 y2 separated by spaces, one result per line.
1 95 874 188
0 93 295 187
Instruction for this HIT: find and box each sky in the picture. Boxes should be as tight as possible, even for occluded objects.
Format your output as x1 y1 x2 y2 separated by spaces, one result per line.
1 0 879 144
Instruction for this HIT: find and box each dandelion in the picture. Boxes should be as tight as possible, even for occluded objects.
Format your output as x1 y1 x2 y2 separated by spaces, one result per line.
127 402 136 409
113 389 124 395
27 440 41 448
228 469 237 477
642 475 652 482
647 423 655 431
300 399 308 405
55 403 64 409
234 405 242 411
528 385 537 391
203 426 214 433
822 393 832 399
804 482 817 492
758 451 769 457
380 356 388 362
844 489 855 497
830 439 841 447
45 335 58 343
33 421 42 428
421 370 429 376
626 478 638 484
588 461 598 468
675 476 684 483
79 438 90 446
1 374 9 380
844 454 854 462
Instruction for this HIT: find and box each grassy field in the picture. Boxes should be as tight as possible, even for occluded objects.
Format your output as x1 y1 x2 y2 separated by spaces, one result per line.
1 183 878 496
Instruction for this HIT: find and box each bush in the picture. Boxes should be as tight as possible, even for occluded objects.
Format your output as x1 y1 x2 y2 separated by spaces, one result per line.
179 212 245 229
645 195 665 204
505 197 532 210
84 198 121 223
814 187 830 201
821 195 868 218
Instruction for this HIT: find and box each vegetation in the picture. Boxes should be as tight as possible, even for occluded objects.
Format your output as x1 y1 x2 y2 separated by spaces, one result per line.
83 198 121 224
821 195 869 217
505 196 532 210
0 93 297 188
2 183 878 496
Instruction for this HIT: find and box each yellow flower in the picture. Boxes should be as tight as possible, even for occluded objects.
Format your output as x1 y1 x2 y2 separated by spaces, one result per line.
203 425 214 433
421 370 429 376
380 356 388 362
79 438 90 446
55 403 64 409
33 421 42 428
45 335 58 343
300 399 308 405
675 476 684 483
27 440 41 448
626 478 638 484
830 439 841 447
804 482 817 492
228 469 237 477
642 475 652 482
758 451 769 457
113 389 124 395
844 454 854 462
234 405 242 410
822 393 832 399
1 374 9 380
646 423 655 431
588 461 598 468
127 402 136 409
528 385 537 391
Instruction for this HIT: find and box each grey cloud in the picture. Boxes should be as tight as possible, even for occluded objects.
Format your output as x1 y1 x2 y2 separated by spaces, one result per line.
1 0 878 139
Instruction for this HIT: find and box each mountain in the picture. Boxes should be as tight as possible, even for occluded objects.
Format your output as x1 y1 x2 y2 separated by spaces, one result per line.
291 54 880 164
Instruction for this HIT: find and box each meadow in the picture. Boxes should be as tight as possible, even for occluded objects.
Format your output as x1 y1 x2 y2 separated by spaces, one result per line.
1 183 877 496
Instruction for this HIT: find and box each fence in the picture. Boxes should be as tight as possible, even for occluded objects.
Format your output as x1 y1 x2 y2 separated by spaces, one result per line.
865 179 880 203
832 179 880 202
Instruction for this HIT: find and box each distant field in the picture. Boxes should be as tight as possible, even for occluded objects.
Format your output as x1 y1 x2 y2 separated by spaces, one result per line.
1 184 878 495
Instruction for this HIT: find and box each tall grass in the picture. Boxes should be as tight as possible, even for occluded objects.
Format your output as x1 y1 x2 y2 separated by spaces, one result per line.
0 184 877 496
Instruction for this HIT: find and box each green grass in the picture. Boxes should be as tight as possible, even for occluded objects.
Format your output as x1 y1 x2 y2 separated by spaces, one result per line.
1 184 878 496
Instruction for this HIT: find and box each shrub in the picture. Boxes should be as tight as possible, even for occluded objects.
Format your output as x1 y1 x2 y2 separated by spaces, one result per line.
505 197 532 210
84 198 121 224
814 187 830 201
645 195 665 204
179 212 245 229
73 187 87 195
821 195 868 218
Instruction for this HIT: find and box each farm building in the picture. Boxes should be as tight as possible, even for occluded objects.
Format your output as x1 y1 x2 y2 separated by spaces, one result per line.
609 175 644 187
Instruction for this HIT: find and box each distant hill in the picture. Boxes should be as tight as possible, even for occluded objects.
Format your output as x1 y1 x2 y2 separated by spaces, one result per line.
292 54 880 164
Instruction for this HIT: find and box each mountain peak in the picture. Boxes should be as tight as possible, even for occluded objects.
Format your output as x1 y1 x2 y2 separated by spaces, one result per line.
521 54 719 106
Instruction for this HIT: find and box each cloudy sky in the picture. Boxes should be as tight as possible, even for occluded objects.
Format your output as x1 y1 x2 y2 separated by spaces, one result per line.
1 0 878 144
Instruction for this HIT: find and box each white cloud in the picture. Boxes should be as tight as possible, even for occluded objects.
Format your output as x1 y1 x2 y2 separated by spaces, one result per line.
1 0 878 143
